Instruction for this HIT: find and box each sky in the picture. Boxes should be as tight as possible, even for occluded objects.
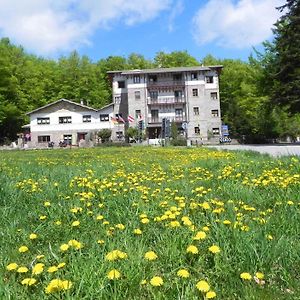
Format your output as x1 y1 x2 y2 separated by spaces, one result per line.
0 0 285 62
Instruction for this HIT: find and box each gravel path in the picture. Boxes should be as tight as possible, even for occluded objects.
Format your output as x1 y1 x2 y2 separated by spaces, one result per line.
206 144 300 157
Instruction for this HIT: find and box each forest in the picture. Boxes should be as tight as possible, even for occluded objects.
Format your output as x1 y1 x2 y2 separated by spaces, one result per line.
0 0 299 144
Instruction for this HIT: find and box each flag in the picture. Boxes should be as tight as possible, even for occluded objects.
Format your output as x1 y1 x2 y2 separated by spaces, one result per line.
117 115 125 123
111 116 118 123
137 114 143 120
127 115 134 123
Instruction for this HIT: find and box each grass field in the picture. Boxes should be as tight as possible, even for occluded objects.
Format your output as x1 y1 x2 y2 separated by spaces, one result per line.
1 147 300 299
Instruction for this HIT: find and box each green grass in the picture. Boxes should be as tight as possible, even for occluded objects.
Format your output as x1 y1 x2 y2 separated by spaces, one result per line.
0 147 300 299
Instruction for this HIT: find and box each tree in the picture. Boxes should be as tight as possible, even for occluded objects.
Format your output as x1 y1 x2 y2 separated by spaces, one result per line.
271 0 300 111
154 51 199 68
98 129 112 143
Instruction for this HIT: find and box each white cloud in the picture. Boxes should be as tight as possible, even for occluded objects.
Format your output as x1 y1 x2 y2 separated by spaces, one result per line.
0 0 172 55
192 0 285 48
168 0 184 32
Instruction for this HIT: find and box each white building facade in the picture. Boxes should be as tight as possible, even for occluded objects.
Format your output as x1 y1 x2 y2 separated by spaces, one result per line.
108 65 223 144
26 99 114 147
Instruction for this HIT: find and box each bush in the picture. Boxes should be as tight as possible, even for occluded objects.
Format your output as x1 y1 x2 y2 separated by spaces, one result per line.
98 129 112 143
170 138 187 146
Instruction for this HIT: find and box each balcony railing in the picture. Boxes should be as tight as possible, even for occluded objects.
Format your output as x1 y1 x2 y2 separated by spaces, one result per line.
148 96 186 105
147 80 185 88
148 116 186 124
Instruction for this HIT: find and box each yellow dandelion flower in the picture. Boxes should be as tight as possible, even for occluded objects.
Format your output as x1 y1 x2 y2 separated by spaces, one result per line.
60 244 69 251
29 233 38 240
45 279 72 293
206 291 217 299
150 276 163 286
55 220 62 225
17 266 29 273
71 220 80 227
115 223 125 230
133 229 142 235
39 215 47 220
97 239 105 245
6 263 18 271
48 266 58 273
68 239 82 249
57 262 66 269
144 251 158 261
177 269 190 278
196 280 210 292
44 201 51 207
208 245 221 254
255 272 264 279
141 218 150 224
32 263 44 275
240 272 252 280
186 245 198 254
140 279 147 285
21 278 37 286
107 269 121 280
193 231 207 240
18 246 29 253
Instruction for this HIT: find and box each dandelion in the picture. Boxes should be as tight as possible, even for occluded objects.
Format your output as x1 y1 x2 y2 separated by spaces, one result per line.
206 291 217 299
57 262 66 269
150 276 163 286
45 279 72 294
115 223 125 230
32 263 44 275
105 250 127 261
6 263 18 271
177 269 190 278
18 246 29 253
186 245 198 254
208 245 221 254
68 239 83 249
133 229 142 235
48 266 58 273
196 280 210 292
107 269 121 280
55 220 62 225
144 251 158 261
39 215 47 220
21 278 37 286
240 272 252 280
60 244 69 251
71 220 80 227
140 279 147 285
17 266 29 273
193 231 207 240
29 233 38 240
141 218 150 224
97 239 105 245
255 272 264 279
44 201 51 207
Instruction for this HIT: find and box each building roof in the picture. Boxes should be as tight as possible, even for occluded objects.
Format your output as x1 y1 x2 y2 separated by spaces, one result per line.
107 65 223 75
26 98 113 115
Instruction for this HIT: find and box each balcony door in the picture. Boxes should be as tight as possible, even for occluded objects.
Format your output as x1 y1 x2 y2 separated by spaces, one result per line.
151 110 159 123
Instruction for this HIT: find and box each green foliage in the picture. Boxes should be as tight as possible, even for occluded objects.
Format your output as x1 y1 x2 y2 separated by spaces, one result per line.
126 127 138 139
154 50 199 68
98 128 112 142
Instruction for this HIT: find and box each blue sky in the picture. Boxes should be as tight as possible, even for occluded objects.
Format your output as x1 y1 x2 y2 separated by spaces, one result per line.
0 0 284 62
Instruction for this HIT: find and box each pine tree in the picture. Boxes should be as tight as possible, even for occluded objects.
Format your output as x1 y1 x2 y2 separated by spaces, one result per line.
272 0 300 112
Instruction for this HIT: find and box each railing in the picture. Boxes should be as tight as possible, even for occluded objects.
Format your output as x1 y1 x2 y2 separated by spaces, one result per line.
147 80 185 88
148 116 186 124
147 96 186 105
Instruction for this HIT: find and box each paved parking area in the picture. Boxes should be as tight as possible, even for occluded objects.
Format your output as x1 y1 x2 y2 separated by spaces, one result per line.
206 144 300 157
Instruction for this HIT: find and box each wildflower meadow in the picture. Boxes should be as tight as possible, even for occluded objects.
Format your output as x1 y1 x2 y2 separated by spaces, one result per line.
1 147 300 299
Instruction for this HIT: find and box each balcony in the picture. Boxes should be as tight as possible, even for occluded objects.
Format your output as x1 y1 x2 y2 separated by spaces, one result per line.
148 116 186 124
147 80 185 89
148 96 186 105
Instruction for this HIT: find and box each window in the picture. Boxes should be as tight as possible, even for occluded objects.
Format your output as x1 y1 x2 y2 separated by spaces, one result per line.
82 115 91 123
175 109 183 120
212 128 220 135
211 109 219 117
37 117 50 125
174 90 183 99
59 116 72 124
192 89 198 97
114 96 121 104
116 131 123 139
38 135 50 143
118 81 125 88
211 92 218 100
149 91 158 100
205 76 214 83
135 110 141 119
191 72 198 80
133 75 140 83
193 107 199 115
100 114 109 122
63 135 72 145
135 91 141 100
194 127 200 135
173 74 182 81
149 75 157 82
